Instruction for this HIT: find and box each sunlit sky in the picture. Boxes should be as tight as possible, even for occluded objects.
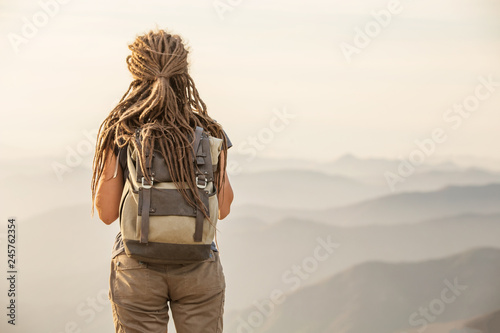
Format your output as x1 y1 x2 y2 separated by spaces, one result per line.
1 0 500 163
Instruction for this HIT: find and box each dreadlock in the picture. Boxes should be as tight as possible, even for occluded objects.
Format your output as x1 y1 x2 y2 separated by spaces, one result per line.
90 28 229 224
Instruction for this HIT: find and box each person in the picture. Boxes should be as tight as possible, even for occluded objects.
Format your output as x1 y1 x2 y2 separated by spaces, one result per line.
90 28 234 333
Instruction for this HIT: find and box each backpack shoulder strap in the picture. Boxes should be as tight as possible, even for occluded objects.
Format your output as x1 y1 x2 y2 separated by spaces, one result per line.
192 126 203 163
113 137 129 185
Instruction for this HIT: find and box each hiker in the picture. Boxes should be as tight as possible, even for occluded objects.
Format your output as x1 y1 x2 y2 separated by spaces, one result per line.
90 28 234 333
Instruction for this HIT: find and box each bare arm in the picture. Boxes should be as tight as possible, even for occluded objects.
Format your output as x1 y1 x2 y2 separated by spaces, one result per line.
217 149 234 220
95 148 124 225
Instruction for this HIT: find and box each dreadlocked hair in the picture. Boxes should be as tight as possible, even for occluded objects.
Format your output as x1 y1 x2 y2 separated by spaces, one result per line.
90 28 229 227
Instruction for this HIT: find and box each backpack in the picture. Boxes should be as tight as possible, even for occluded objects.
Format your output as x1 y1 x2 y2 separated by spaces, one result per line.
117 126 224 264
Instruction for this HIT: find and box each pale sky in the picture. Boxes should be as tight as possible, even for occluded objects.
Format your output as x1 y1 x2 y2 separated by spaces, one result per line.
1 0 500 163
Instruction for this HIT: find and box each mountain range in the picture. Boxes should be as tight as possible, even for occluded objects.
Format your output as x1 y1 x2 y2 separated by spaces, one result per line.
225 247 500 333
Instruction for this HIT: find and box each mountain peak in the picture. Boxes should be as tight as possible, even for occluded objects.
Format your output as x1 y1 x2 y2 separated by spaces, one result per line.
336 153 359 162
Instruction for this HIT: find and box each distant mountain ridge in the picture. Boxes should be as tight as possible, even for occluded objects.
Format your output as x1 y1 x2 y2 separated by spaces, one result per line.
219 211 500 310
229 168 385 209
3 152 500 216
231 183 500 226
226 151 500 175
226 247 500 333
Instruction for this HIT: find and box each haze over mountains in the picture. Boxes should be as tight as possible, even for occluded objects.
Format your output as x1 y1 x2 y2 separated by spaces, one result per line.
3 152 499 218
230 183 500 226
228 153 500 210
227 152 500 176
1 152 499 332
218 211 500 310
225 247 500 333
397 309 500 333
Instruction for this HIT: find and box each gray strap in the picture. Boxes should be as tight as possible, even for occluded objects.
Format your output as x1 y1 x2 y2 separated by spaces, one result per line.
113 148 121 178
193 188 205 242
192 126 203 163
140 187 151 244
192 126 205 242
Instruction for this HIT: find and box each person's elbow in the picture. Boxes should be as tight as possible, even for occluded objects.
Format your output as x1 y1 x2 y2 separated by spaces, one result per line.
100 213 118 225
219 206 230 220
95 201 119 225
218 189 234 220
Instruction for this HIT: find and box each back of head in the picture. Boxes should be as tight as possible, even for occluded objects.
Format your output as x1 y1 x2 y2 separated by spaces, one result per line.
128 30 188 82
123 29 202 127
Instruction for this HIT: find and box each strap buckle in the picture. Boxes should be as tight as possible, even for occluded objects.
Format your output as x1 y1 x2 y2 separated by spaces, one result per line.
142 176 154 189
195 175 207 189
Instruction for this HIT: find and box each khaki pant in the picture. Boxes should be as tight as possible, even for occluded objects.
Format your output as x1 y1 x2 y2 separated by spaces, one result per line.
108 250 225 333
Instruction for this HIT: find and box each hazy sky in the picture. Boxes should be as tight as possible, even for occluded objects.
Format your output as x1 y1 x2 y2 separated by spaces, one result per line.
1 0 500 163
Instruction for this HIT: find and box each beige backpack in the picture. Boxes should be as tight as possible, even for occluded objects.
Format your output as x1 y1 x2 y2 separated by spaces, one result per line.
118 126 223 264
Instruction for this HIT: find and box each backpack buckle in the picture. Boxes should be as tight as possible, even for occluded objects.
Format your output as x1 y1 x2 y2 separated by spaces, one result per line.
196 175 207 189
142 176 154 189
